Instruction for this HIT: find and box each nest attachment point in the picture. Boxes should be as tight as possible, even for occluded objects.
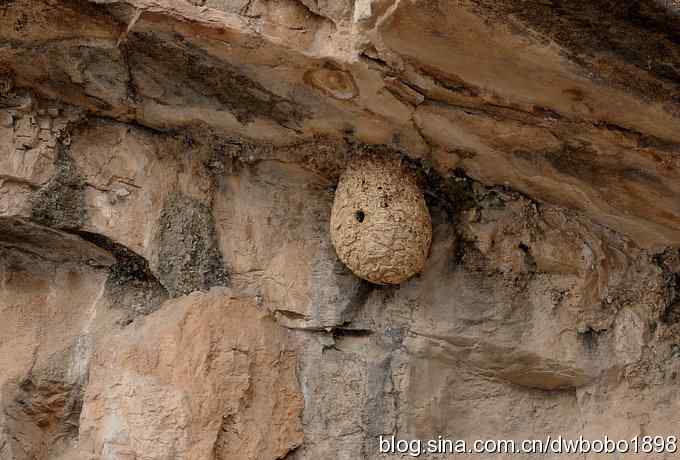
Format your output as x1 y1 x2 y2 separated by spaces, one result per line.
330 157 432 285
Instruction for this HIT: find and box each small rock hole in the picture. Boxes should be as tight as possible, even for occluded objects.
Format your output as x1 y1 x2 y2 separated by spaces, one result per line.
355 210 365 223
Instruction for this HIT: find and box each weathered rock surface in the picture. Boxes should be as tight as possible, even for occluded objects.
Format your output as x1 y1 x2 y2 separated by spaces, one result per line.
79 289 303 460
1 0 680 459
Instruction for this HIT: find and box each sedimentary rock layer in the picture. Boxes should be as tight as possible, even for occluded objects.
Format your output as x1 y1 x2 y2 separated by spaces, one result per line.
1 1 680 459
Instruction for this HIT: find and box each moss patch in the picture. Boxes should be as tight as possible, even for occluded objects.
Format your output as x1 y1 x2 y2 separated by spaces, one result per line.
155 192 229 296
30 144 86 230
76 231 168 324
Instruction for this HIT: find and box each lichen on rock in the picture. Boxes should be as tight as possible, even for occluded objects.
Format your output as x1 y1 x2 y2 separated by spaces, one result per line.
330 156 432 285
154 191 229 296
30 144 87 230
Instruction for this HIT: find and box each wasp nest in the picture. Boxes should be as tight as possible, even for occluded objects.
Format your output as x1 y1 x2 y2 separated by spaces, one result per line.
330 157 432 285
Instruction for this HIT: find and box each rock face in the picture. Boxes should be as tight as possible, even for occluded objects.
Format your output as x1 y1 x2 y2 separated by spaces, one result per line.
330 156 432 285
79 289 303 460
1 1 680 459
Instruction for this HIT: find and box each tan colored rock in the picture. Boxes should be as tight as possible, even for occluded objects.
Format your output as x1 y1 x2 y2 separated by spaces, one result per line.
3 1 680 459
78 289 304 460
0 233 110 460
330 157 432 285
305 67 358 100
214 157 367 329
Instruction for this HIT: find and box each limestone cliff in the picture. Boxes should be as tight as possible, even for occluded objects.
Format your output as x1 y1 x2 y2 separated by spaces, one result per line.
1 1 680 459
